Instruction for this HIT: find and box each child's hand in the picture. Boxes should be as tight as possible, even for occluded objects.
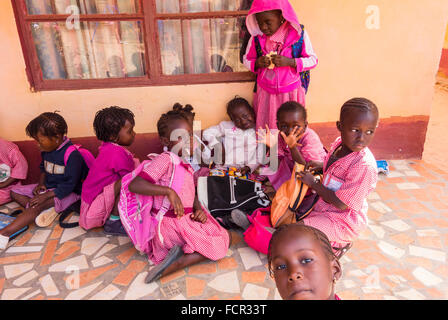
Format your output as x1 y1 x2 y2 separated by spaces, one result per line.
280 126 304 149
191 208 207 224
255 56 271 69
271 55 296 68
29 192 52 208
33 184 47 196
305 160 324 174
239 166 251 177
167 189 184 219
296 170 317 187
256 124 277 148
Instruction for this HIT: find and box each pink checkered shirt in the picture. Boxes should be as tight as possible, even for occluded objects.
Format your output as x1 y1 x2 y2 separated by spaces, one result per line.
312 137 378 240
0 138 28 180
266 21 290 53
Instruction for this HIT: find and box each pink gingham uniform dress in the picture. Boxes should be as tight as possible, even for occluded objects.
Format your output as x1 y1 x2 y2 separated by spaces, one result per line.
303 137 377 247
138 153 230 265
0 138 28 205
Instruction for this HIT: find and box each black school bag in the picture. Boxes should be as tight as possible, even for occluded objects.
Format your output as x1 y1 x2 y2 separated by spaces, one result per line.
253 24 310 93
197 176 271 229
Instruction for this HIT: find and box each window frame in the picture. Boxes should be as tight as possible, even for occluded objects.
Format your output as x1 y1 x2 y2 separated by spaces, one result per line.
12 0 254 91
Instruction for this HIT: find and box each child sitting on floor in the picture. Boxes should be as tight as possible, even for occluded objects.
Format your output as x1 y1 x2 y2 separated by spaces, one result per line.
202 97 259 177
258 101 326 190
0 137 28 206
80 106 138 235
1 112 89 250
268 223 342 300
119 105 230 283
296 97 379 256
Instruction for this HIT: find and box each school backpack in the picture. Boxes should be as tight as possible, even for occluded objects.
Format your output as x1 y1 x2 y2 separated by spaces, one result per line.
254 24 310 93
118 152 186 256
58 143 96 228
270 163 321 228
63 144 95 168
197 175 271 229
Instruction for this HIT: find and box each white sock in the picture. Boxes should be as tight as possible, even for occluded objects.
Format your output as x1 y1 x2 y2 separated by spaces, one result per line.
0 234 9 250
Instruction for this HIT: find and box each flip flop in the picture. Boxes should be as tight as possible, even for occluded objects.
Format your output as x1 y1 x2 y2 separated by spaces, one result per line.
0 234 9 250
35 207 58 228
145 245 184 283
333 242 353 259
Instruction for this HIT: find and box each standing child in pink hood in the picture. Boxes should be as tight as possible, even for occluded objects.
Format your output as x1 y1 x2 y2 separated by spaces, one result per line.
243 0 318 130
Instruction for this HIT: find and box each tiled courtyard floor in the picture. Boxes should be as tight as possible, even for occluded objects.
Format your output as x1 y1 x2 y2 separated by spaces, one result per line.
0 159 447 300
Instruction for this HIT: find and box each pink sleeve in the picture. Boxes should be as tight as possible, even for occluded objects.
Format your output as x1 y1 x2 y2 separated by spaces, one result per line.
243 36 258 73
112 149 135 178
335 163 378 212
298 130 327 163
138 153 172 183
9 146 28 180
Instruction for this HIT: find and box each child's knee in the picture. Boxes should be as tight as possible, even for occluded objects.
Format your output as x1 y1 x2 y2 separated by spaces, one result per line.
10 190 18 200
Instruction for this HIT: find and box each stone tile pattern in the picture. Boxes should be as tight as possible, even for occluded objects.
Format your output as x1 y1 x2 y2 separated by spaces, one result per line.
0 160 447 300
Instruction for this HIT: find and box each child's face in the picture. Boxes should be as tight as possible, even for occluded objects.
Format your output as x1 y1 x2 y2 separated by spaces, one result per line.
276 111 307 136
115 120 136 147
162 119 194 157
270 228 341 300
255 10 284 37
35 131 63 152
229 104 255 130
337 110 378 153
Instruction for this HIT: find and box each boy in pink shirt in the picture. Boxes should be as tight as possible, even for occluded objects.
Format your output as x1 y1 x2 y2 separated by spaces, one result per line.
0 138 28 205
80 107 138 234
297 98 379 256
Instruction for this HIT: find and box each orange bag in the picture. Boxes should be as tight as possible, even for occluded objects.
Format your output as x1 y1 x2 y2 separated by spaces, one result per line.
270 163 321 228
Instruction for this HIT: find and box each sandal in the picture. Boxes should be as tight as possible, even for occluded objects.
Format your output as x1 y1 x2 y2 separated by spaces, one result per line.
333 242 353 260
145 245 184 283
35 207 58 228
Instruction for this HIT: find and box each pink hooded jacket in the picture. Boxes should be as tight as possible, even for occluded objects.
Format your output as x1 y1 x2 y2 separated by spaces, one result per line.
243 0 318 94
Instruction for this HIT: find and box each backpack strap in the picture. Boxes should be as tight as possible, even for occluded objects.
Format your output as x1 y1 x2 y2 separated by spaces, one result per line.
291 24 305 58
254 36 264 58
252 36 264 93
64 144 77 166
155 152 186 245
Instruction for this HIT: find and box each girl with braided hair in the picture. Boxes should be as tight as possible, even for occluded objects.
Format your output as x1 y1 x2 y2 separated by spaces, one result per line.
122 104 230 283
79 106 138 235
268 223 342 300
296 97 379 254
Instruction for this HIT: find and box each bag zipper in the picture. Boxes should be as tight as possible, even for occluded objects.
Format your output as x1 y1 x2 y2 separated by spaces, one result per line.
229 176 237 204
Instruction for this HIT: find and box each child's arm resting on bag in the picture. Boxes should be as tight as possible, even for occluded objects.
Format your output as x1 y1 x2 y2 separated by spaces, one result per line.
296 171 348 211
128 176 184 218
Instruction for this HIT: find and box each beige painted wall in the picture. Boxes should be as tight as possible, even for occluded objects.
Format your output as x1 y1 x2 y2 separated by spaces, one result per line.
1 0 447 141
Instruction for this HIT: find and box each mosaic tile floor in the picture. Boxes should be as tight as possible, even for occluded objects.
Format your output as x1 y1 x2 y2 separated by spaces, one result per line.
0 159 447 300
